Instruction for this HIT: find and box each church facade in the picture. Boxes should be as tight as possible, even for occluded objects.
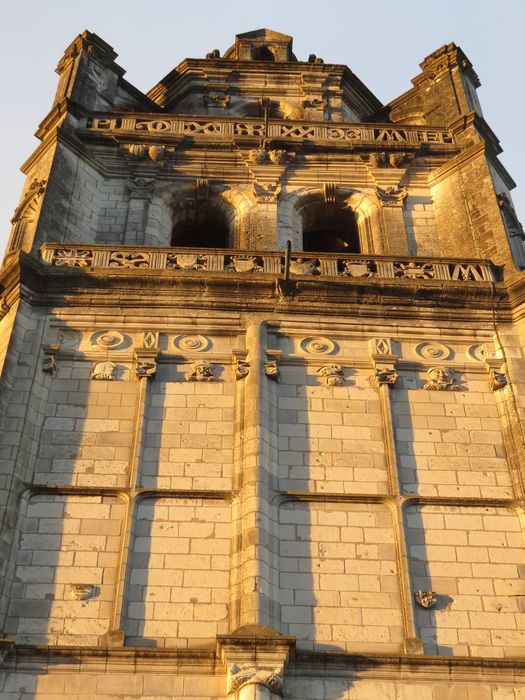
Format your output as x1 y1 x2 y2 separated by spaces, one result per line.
0 27 525 698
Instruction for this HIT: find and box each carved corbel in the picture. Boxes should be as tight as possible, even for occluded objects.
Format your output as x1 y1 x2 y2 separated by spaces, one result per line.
227 664 283 696
217 625 295 699
375 185 408 207
126 177 156 200
265 350 282 382
253 182 281 202
42 343 60 375
483 348 507 391
368 338 399 387
232 350 249 380
134 348 159 380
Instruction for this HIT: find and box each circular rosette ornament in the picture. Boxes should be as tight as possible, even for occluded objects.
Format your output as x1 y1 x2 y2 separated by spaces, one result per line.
174 335 211 353
415 341 452 362
91 330 126 350
300 336 336 355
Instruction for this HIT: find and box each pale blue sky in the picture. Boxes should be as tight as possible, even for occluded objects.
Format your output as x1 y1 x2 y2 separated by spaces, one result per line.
1 0 523 255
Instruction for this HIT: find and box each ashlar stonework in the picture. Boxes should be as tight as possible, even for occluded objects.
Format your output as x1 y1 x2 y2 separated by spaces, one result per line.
0 26 525 699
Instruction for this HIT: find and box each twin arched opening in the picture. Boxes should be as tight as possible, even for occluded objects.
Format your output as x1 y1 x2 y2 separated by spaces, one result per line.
144 184 384 254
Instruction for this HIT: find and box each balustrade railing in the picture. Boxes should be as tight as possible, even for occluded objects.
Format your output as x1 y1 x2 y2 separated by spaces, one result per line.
40 244 493 283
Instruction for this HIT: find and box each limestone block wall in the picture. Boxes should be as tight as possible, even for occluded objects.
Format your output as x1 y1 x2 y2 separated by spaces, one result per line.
0 312 525 664
6 493 124 645
279 501 403 652
406 504 525 657
124 497 231 647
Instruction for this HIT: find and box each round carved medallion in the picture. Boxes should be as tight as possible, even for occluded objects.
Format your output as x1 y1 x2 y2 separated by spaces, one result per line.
300 336 336 355
415 342 452 361
91 330 125 350
174 335 211 352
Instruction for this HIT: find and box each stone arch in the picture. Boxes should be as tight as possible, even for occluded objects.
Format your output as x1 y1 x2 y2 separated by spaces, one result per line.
277 187 385 254
145 182 256 248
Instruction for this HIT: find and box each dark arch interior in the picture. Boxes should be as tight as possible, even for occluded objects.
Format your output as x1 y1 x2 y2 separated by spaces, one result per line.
253 45 275 62
302 202 360 253
171 206 230 248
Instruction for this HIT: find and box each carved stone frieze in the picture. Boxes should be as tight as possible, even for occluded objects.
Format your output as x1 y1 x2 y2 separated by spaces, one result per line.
91 361 117 381
318 364 345 386
226 664 283 696
423 367 458 391
185 361 216 382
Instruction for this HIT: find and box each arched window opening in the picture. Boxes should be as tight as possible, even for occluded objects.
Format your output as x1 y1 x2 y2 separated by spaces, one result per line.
253 45 275 62
301 200 360 253
171 202 231 249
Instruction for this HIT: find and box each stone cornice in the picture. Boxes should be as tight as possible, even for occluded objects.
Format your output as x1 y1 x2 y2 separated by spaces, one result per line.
2 642 525 681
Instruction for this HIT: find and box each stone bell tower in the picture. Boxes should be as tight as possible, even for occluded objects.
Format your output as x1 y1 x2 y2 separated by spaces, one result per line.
0 27 525 700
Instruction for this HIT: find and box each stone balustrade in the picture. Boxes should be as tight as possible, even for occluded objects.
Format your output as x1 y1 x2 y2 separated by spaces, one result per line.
40 244 493 283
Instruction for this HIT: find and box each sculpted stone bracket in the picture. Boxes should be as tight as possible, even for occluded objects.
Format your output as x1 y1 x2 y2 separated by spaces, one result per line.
483 348 508 391
42 343 60 375
134 348 159 379
217 625 295 698
233 349 250 380
318 364 345 386
264 349 282 382
369 338 399 387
